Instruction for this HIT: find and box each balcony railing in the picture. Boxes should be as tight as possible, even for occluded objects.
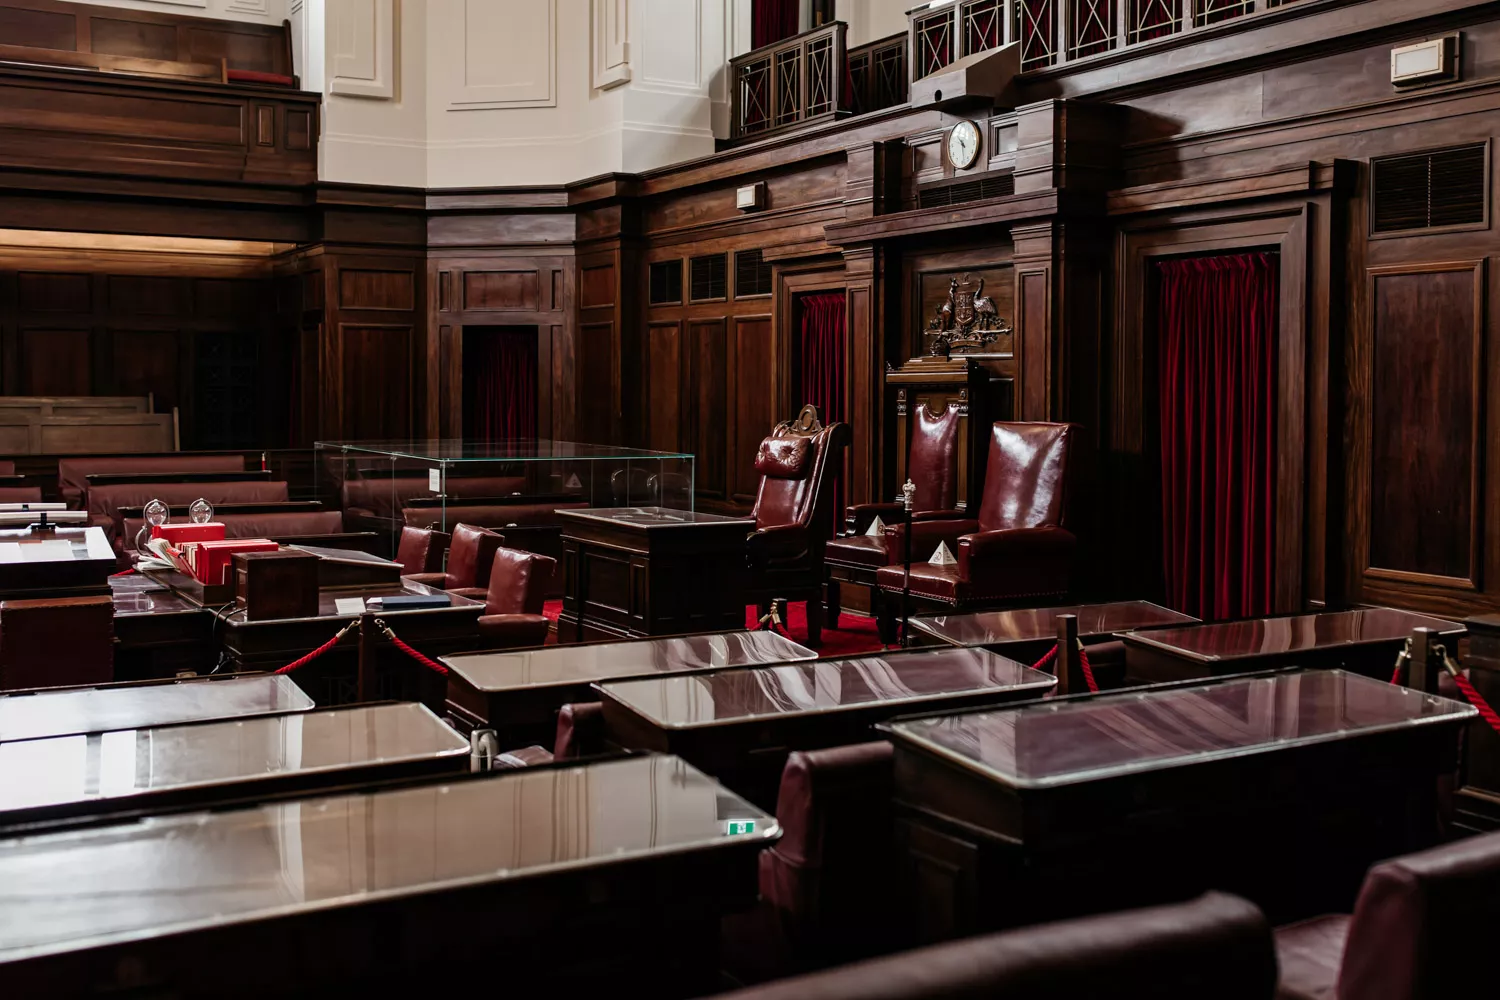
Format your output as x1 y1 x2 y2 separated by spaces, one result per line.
848 31 909 117
911 0 1314 76
731 22 848 143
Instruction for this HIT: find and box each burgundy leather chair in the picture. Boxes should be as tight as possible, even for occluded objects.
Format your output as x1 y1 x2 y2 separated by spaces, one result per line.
405 523 504 592
0 486 42 503
825 404 963 628
396 526 450 577
554 701 606 759
723 742 898 983
746 406 852 647
718 891 1275 1000
494 745 555 768
875 422 1078 630
448 545 555 649
1275 829 1500 1000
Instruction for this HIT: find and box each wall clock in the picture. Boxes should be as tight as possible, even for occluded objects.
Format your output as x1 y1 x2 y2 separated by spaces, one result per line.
947 120 981 170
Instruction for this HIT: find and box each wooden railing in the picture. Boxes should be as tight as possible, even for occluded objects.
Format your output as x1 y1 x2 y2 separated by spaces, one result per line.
910 0 1314 76
730 22 848 142
848 32 909 117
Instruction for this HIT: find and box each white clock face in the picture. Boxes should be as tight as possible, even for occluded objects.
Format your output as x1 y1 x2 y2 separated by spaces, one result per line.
947 122 980 169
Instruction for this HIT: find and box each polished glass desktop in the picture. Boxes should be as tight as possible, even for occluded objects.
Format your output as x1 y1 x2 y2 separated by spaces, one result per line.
910 601 1198 648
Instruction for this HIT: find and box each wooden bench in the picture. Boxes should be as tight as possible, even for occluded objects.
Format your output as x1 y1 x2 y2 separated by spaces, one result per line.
0 0 297 86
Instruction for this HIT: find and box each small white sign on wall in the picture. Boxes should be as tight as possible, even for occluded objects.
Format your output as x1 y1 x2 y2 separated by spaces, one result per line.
429 468 442 493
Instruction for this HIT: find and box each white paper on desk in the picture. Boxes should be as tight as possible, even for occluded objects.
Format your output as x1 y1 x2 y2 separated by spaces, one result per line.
334 597 367 616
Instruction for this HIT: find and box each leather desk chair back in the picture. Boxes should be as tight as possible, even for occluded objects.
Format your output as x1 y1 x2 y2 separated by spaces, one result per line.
977 422 1075 532
752 406 850 538
908 405 961 514
1337 829 1500 999
396 526 450 576
554 701 606 758
720 891 1276 1000
451 545 555 650
441 523 504 590
757 742 898 973
0 486 42 503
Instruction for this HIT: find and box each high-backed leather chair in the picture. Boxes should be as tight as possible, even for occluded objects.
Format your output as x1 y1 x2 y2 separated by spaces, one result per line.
554 701 606 759
824 404 962 628
396 526 450 577
404 523 503 592
723 742 898 983
874 422 1078 629
719 891 1275 1000
746 406 851 646
449 545 555 649
1275 829 1500 1000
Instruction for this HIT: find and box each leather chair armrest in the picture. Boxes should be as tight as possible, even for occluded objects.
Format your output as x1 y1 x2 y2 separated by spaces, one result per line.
747 523 811 566
846 502 904 535
404 572 448 588
884 518 980 563
447 587 488 601
476 613 551 649
957 526 1076 593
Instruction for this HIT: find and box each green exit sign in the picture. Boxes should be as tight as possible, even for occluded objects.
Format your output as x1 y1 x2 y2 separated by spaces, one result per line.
725 820 756 835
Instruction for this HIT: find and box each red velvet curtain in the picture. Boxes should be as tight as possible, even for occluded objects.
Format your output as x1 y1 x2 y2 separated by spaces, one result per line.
753 0 800 48
799 292 846 529
464 328 538 446
1157 252 1277 620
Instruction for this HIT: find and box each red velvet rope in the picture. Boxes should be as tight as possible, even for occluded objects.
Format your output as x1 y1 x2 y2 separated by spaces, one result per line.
274 627 351 675
1453 672 1500 736
1030 642 1098 693
1390 663 1404 685
387 631 449 676
109 568 136 578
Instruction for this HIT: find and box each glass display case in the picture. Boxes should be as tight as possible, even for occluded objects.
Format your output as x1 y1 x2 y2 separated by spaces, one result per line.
315 440 695 555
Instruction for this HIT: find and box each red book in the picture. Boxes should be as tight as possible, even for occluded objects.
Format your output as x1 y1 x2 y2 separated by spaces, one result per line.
192 539 279 586
154 522 226 545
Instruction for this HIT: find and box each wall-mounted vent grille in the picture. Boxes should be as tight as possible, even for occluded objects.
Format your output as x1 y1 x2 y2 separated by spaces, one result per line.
690 253 727 301
735 249 773 298
648 260 682 305
918 171 1016 209
1372 143 1487 233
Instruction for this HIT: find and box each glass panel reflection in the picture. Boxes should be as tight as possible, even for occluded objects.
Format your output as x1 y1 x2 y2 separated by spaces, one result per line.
0 755 775 961
889 671 1476 788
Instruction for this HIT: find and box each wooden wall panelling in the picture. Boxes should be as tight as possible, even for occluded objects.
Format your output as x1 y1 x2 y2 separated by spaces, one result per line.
645 320 685 455
843 248 877 512
1362 260 1486 593
576 247 624 447
727 314 775 504
319 250 423 441
690 318 728 500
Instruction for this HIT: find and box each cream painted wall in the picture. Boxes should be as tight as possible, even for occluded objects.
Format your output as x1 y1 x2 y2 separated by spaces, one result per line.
320 0 428 186
837 0 910 47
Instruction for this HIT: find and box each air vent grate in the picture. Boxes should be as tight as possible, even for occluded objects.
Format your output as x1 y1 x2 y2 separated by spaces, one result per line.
690 254 727 301
735 249 773 298
918 172 1016 210
648 260 682 305
1372 143 1487 234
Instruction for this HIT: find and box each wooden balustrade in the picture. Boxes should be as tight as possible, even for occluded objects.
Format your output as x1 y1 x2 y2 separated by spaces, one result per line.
730 22 848 143
847 32 909 117
910 0 1315 77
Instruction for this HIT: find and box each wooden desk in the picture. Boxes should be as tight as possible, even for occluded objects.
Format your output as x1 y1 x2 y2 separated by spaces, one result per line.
443 630 815 743
558 507 754 642
599 647 1055 809
0 702 467 834
0 755 776 997
1122 608 1463 684
882 670 1475 940
911 601 1198 652
110 575 214 681
1456 614 1500 833
0 674 312 742
0 525 115 600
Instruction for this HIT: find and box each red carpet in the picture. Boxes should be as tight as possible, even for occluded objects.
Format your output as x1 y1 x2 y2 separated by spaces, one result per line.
540 599 885 658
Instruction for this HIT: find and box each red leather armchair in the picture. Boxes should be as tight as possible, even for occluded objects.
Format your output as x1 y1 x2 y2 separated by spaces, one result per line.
745 406 852 646
875 422 1078 624
825 403 962 627
1275 829 1500 1000
404 523 503 591
395 525 450 577
449 545 556 649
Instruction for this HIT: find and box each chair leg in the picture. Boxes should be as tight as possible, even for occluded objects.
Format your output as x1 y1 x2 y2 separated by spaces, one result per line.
825 579 842 631
805 598 823 647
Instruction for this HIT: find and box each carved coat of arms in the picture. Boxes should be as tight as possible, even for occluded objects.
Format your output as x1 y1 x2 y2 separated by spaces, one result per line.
926 273 1010 356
